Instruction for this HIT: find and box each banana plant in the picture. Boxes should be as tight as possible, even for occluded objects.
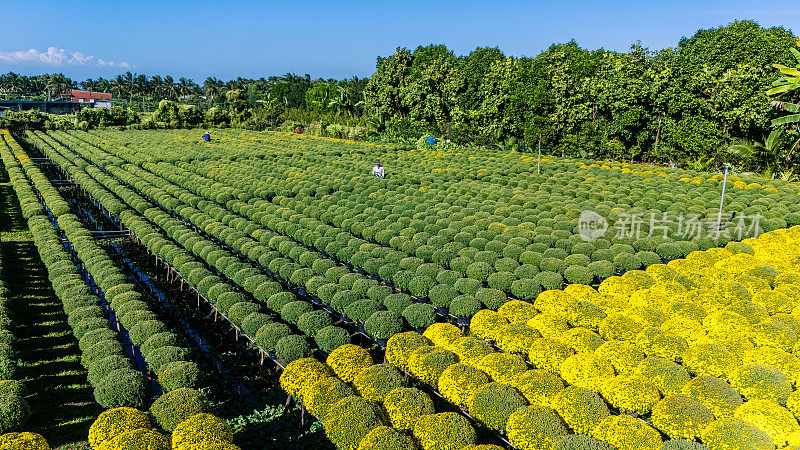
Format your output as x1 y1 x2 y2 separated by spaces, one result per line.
768 43 800 127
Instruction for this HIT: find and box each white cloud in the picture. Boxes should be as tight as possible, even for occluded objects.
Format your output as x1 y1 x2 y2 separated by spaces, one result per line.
0 47 134 69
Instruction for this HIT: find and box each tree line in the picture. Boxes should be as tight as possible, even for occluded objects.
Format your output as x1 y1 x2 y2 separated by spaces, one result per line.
1 20 798 172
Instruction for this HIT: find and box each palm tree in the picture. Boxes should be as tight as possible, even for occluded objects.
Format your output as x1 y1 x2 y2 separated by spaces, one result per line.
204 77 221 104
726 130 791 177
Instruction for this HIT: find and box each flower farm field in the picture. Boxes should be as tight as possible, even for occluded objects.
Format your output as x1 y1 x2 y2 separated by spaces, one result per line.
3 128 800 449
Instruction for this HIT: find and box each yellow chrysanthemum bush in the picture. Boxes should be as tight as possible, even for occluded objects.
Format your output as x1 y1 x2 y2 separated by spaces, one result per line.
445 336 494 367
511 369 565 406
497 300 538 324
559 352 615 393
279 357 332 402
469 309 509 342
412 412 476 450
533 289 575 317
438 363 490 407
422 323 463 347
527 313 570 340
600 374 661 415
0 432 50 450
382 387 435 431
322 395 384 450
590 414 663 450
171 413 234 450
559 327 606 353
327 344 374 383
386 332 430 372
700 417 774 450
595 339 645 375
505 405 568 450
476 352 527 385
88 407 152 449
733 399 800 447
304 376 355 419
467 382 527 431
551 386 610 435
528 338 574 374
650 394 714 440
496 322 540 353
356 426 417 450
98 428 169 450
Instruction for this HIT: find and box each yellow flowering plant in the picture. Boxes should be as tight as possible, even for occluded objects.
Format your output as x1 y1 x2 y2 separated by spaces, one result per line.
327 344 374 383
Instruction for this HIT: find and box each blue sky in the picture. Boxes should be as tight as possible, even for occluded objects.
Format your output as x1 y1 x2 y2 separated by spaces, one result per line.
0 0 797 82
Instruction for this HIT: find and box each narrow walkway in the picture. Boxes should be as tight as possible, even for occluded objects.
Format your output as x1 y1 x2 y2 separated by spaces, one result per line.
1 168 99 448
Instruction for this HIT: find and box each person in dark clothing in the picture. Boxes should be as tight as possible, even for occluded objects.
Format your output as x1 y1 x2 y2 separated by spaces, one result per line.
202 132 211 142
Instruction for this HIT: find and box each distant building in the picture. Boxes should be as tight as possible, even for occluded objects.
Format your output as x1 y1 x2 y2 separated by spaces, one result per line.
70 90 113 108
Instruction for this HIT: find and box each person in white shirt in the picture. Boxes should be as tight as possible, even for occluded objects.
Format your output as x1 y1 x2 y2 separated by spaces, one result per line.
372 162 385 179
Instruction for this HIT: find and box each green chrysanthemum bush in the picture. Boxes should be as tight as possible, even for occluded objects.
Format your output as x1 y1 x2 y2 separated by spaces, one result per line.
383 387 435 431
552 434 614 450
158 361 202 392
600 374 661 415
506 405 568 450
680 375 742 420
0 393 29 435
591 414 663 450
700 418 775 450
315 326 350 353
402 303 436 329
412 412 476 450
93 368 148 409
353 364 404 403
728 363 792 405
551 386 610 435
148 387 207 433
511 369 565 406
407 346 458 385
468 382 527 431
171 413 234 450
323 396 384 450
364 311 402 340
386 332 430 372
636 356 691 396
303 376 354 419
356 426 417 450
650 394 714 441
275 334 312 362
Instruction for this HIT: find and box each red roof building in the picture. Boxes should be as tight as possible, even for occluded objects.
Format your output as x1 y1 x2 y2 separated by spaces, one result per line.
70 90 112 103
